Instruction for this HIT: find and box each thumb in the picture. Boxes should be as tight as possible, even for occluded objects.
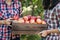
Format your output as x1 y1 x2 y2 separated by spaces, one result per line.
38 32 42 35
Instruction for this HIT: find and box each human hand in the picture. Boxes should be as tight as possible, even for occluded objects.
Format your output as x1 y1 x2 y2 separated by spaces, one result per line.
5 18 13 25
6 18 13 21
38 30 50 37
0 18 13 25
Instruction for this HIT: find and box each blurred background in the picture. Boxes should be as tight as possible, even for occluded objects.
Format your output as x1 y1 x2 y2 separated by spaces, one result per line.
19 0 44 19
0 0 44 19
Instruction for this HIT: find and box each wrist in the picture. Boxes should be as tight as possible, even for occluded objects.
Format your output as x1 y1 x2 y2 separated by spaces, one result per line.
46 30 51 34
0 20 5 24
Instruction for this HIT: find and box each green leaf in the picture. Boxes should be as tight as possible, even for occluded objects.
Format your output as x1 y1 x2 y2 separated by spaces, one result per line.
27 34 41 40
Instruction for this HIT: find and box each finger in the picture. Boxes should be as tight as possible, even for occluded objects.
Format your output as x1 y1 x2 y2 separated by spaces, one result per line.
9 18 14 20
41 34 47 37
38 32 42 36
7 18 13 20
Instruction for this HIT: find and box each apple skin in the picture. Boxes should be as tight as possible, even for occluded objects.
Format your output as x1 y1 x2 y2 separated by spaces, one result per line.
25 21 29 23
41 21 46 24
29 19 35 24
23 16 28 21
36 18 42 24
36 16 41 19
27 15 31 21
31 16 36 20
18 18 24 23
13 15 19 20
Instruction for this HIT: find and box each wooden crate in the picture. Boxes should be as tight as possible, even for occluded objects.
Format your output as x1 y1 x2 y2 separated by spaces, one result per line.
11 23 47 34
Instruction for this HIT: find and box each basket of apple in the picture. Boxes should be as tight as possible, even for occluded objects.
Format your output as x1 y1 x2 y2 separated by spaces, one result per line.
12 15 47 31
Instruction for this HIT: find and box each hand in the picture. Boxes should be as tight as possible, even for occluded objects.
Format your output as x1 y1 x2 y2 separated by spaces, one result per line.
5 21 11 25
0 18 12 25
38 30 50 37
5 18 12 25
6 18 13 21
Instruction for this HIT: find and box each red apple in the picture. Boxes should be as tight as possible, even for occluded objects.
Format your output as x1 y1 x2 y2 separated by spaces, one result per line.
25 21 29 23
42 21 46 24
13 15 19 20
27 15 31 21
30 19 35 24
31 16 36 20
30 16 37 22
23 16 28 21
36 16 41 19
36 18 42 24
18 18 24 23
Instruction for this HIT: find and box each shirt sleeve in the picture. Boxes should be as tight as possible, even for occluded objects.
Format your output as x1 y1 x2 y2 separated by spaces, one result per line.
56 3 60 30
18 2 22 16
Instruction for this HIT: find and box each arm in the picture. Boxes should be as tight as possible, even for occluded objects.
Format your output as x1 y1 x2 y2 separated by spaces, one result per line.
46 29 59 34
39 4 60 37
47 4 60 34
0 20 9 25
0 18 12 25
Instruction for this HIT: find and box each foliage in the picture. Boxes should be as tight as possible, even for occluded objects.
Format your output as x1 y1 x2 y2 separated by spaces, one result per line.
20 34 28 40
27 34 41 40
20 34 41 40
21 0 44 18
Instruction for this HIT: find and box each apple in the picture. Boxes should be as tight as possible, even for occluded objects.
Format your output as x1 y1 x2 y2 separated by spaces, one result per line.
30 19 35 24
23 16 28 21
27 15 31 21
36 16 41 19
41 21 46 24
13 15 19 20
36 18 42 24
31 16 36 20
25 21 29 23
18 18 24 23
30 16 37 22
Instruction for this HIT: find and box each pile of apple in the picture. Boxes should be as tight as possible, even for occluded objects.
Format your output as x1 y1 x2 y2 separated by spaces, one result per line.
13 15 46 24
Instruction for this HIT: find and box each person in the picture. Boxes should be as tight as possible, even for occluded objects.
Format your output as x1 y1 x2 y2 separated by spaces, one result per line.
0 0 4 3
38 0 60 40
0 0 22 40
